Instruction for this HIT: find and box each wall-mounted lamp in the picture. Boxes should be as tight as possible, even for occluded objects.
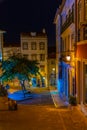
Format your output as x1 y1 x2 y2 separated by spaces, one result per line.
66 55 71 61
52 68 55 71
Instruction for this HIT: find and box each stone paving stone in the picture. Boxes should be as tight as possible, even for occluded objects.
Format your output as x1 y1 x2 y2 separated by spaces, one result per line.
0 89 87 130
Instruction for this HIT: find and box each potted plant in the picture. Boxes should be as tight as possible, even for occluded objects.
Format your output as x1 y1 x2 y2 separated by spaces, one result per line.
69 95 77 106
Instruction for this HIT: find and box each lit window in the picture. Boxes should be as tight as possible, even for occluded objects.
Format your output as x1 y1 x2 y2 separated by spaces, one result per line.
51 60 55 64
39 42 45 50
31 42 36 50
22 42 28 50
31 54 37 61
40 65 45 71
40 54 45 61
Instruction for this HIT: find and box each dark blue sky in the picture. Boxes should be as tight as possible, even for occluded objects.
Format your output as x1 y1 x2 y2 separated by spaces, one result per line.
0 0 61 46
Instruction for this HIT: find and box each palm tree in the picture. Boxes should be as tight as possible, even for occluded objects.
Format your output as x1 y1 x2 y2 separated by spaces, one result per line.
0 54 40 96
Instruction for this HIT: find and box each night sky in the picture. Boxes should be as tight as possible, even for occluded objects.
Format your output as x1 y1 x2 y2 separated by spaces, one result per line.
0 0 61 46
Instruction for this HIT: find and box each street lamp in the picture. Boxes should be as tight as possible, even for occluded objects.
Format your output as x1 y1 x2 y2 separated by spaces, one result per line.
66 55 71 61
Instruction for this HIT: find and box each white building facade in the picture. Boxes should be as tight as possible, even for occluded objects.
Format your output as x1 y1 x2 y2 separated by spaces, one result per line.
20 30 48 87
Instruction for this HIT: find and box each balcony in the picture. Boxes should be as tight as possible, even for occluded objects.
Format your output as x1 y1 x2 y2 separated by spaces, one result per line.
61 12 74 33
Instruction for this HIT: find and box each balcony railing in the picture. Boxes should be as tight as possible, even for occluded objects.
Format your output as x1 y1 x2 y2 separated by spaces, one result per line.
61 12 74 33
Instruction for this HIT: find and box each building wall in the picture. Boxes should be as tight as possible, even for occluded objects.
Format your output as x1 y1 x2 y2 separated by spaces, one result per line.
76 0 87 104
54 0 76 100
20 31 48 87
3 46 21 60
55 14 61 90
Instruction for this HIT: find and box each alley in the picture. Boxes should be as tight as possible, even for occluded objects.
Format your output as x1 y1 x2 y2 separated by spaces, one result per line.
0 90 87 130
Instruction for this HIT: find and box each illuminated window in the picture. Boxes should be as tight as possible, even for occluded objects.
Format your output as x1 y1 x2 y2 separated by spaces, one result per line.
40 54 45 61
39 42 45 50
31 54 37 61
40 65 45 71
23 42 28 50
59 66 62 79
31 42 36 50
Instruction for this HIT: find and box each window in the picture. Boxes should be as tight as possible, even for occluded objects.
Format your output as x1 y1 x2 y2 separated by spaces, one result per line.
39 42 45 50
31 42 36 50
72 4 74 22
51 60 55 65
23 54 28 59
31 54 37 61
62 38 64 52
84 27 87 40
71 33 74 50
68 35 70 51
85 0 87 20
78 0 82 23
40 65 45 71
40 54 45 61
64 38 66 51
22 42 28 50
60 38 63 52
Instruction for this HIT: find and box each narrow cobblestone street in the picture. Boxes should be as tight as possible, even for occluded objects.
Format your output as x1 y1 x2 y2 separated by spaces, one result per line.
0 89 87 130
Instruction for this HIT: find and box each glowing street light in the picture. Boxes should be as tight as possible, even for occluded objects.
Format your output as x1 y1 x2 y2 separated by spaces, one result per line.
66 55 71 61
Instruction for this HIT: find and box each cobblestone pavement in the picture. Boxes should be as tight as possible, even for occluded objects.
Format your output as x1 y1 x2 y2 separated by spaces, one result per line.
0 90 87 130
17 92 54 105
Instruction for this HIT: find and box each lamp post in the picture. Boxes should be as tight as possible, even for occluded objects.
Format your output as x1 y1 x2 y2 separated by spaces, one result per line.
66 55 71 61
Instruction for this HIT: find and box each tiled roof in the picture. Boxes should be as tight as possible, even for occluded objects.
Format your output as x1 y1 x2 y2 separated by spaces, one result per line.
3 43 20 48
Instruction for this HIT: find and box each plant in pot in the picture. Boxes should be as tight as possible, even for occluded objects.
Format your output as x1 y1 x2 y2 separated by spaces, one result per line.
69 95 77 106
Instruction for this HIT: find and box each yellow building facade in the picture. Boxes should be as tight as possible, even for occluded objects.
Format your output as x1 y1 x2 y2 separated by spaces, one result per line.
76 0 87 106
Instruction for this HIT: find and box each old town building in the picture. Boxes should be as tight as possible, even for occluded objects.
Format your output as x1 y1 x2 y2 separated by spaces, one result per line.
54 0 76 100
20 29 48 87
76 0 87 107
